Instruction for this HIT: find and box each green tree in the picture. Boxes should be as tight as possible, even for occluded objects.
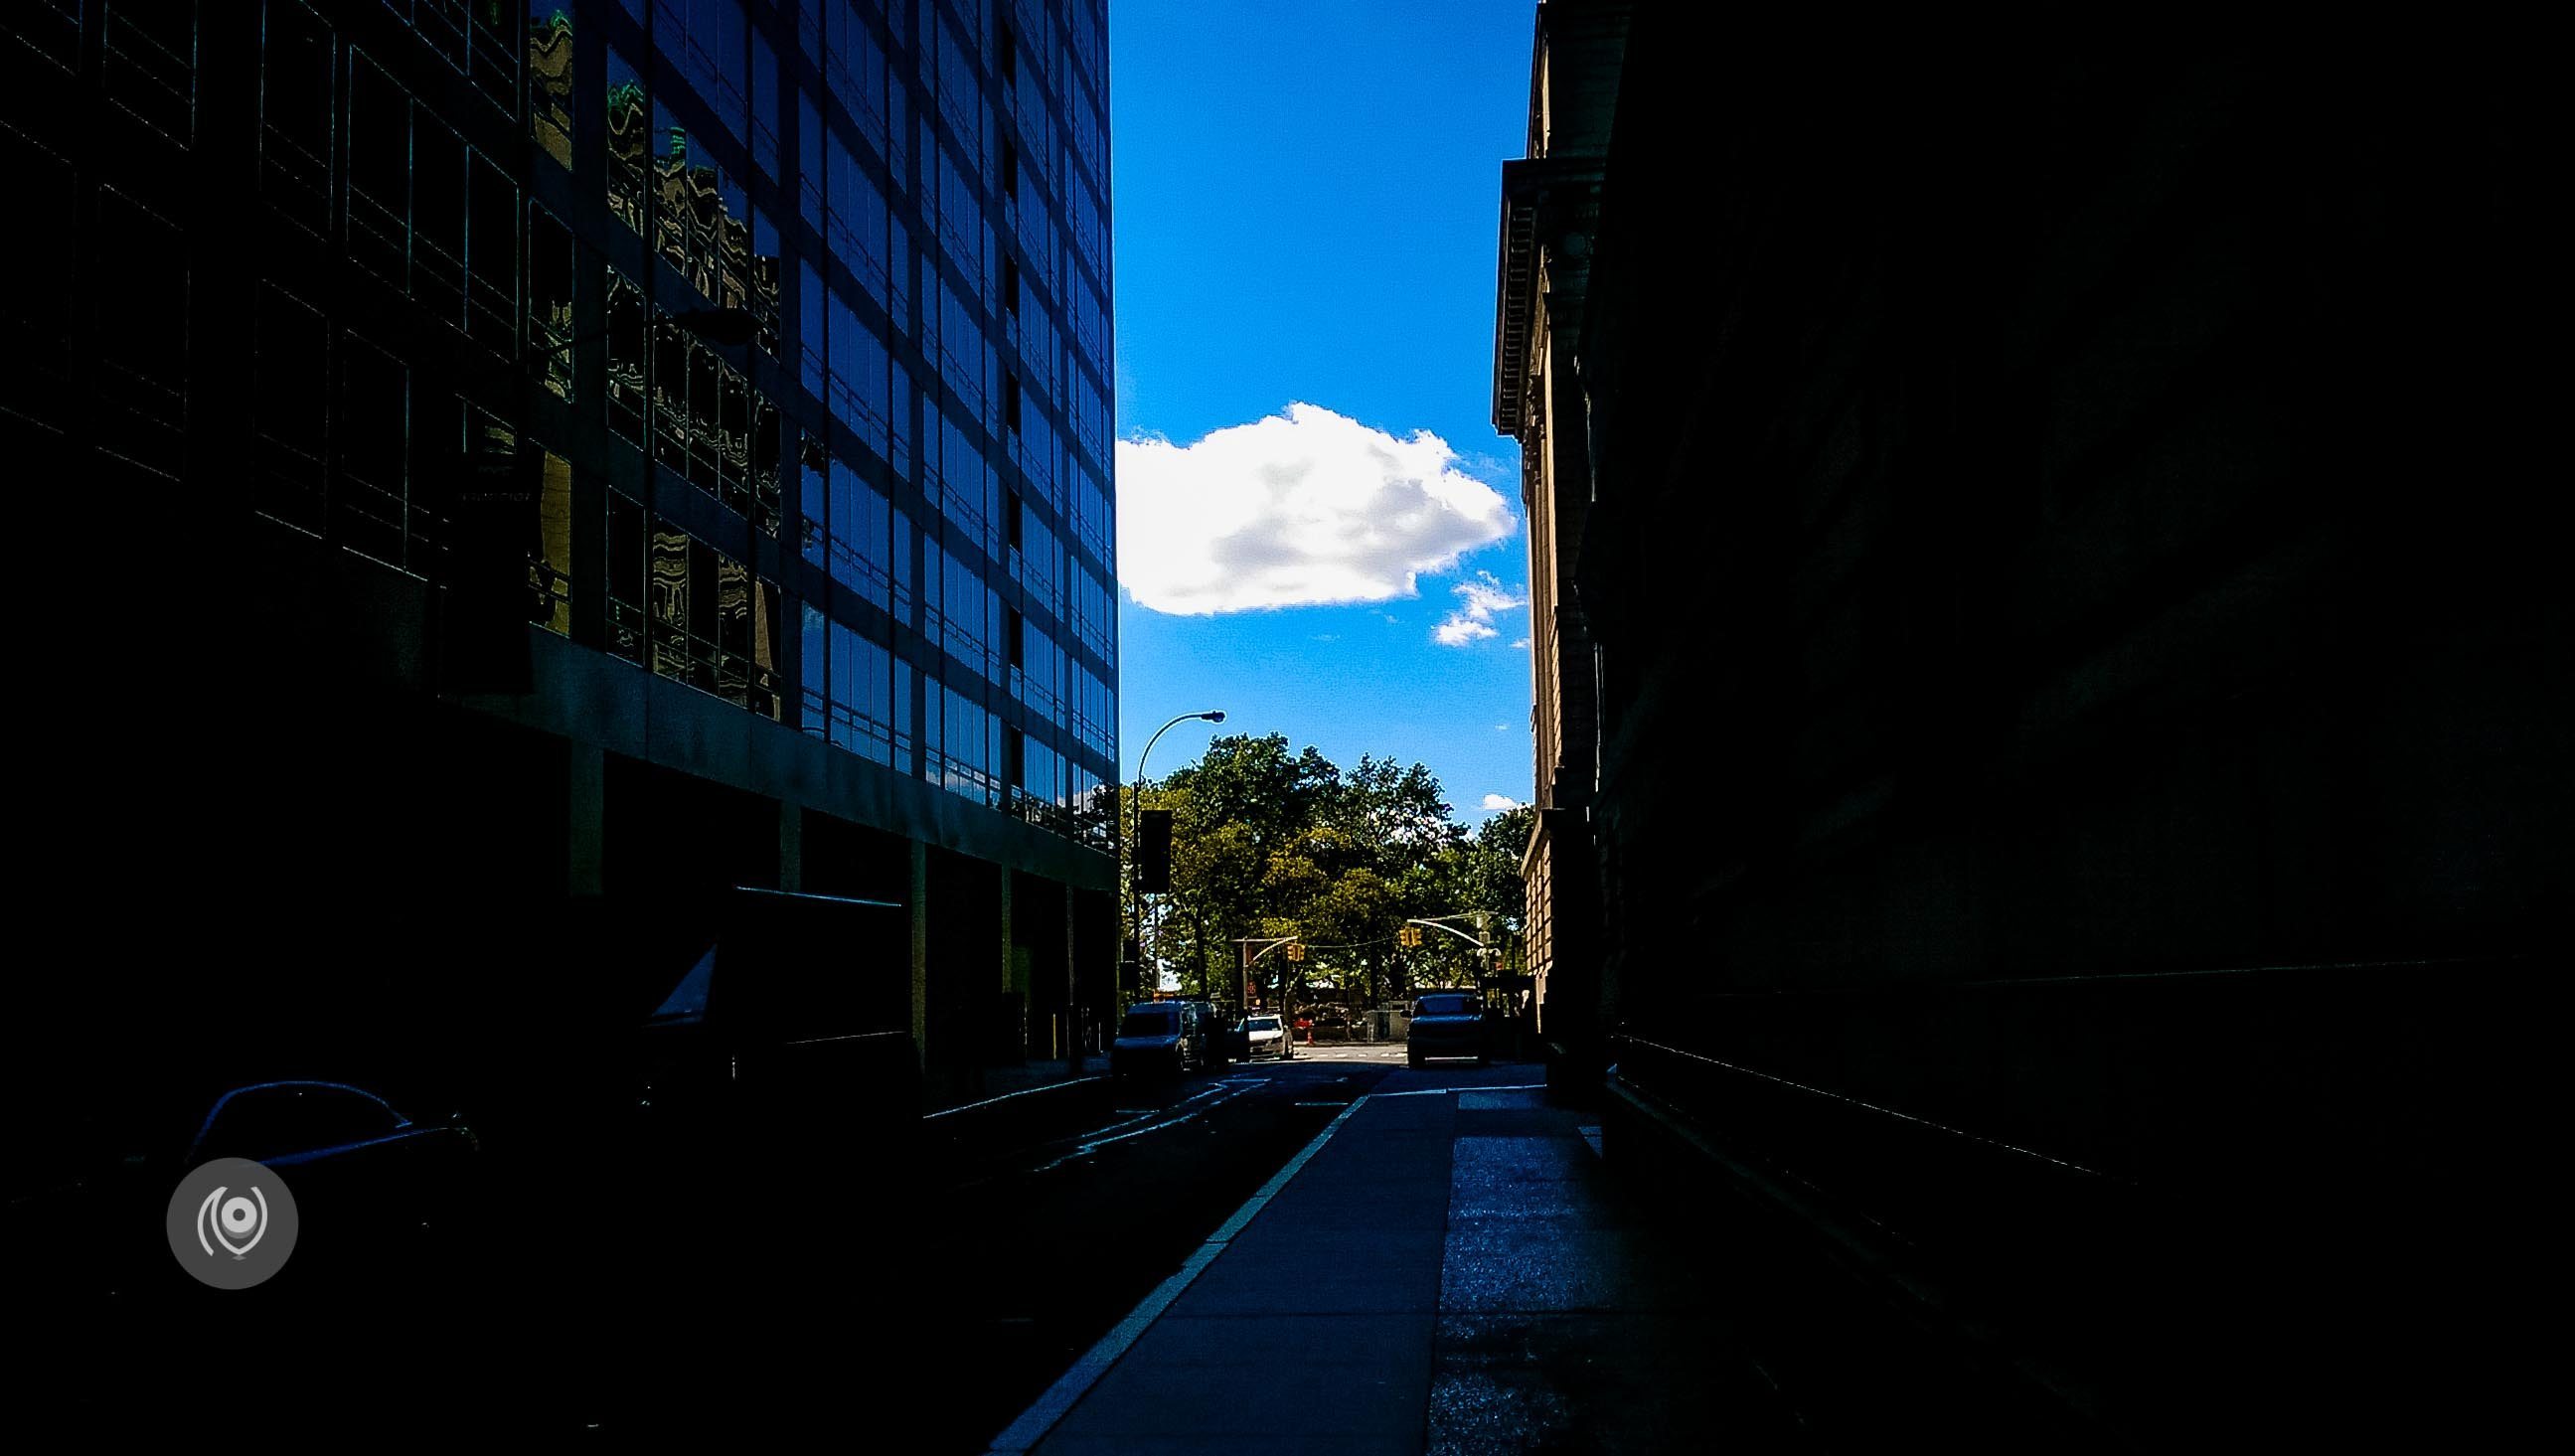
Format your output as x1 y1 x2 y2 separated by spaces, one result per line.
1325 755 1463 876
1115 736 1529 1015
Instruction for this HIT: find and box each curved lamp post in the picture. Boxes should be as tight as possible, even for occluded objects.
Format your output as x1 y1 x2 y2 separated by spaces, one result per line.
1128 710 1225 996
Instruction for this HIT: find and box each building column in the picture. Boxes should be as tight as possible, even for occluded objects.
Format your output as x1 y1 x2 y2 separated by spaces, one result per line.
998 865 1015 990
909 838 930 1081
777 800 803 892
1065 884 1084 1073
567 740 605 895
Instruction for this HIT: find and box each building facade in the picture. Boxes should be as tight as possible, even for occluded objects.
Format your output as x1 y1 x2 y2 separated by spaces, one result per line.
1492 0 1623 1076
1509 11 2551 1444
5 0 1121 1108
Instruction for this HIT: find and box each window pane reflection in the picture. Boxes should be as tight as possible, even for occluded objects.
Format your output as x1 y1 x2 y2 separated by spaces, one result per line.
605 268 645 446
534 448 572 637
529 204 575 402
606 490 645 663
605 48 646 234
335 333 413 569
252 284 328 533
260 1 331 234
529 7 573 169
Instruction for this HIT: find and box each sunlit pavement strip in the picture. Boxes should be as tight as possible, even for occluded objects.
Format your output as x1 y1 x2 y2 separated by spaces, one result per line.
988 1080 1478 1453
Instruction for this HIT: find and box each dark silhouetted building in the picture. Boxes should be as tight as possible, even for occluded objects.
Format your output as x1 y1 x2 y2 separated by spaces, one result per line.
5 1 1122 1111
1503 12 2554 1445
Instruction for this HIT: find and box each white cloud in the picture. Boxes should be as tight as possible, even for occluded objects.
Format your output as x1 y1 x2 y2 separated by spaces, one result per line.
1480 794 1527 812
1510 638 1530 651
1433 571 1529 646
1116 404 1517 615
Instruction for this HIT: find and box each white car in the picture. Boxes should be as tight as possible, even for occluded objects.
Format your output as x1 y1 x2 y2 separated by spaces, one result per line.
1242 1014 1289 1059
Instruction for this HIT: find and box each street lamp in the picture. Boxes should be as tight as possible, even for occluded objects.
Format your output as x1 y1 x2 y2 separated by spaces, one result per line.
1128 710 1226 998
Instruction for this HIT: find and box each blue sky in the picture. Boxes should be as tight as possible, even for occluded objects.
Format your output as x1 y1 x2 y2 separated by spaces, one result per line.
1108 0 1535 821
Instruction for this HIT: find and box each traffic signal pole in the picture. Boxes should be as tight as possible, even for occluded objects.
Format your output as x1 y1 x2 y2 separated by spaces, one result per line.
1128 712 1225 1002
1404 915 1492 984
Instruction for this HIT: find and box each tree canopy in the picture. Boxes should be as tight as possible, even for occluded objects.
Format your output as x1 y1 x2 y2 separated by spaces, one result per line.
1125 734 1531 1011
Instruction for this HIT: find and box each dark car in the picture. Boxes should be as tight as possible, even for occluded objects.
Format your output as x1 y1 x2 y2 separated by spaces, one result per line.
186 1079 485 1265
1111 1001 1212 1078
8 1072 491 1429
7 1077 486 1300
1407 992 1487 1067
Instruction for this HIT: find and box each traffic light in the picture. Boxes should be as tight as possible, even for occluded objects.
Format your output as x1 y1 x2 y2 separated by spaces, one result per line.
1136 808 1173 892
1285 941 1305 963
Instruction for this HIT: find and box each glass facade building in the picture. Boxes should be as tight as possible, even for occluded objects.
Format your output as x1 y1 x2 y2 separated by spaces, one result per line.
4 0 1120 1098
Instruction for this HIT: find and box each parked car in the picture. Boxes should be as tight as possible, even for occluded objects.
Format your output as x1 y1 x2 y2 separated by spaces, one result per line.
1407 992 1487 1067
1242 1014 1289 1059
1111 1000 1212 1078
9 1076 486 1308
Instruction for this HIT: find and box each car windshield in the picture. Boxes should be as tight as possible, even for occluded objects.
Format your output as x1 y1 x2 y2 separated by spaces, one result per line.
1120 1008 1179 1037
191 1082 405 1163
1247 1017 1279 1032
1416 995 1479 1017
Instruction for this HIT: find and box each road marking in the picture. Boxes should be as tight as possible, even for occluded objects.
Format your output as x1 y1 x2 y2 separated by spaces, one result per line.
1034 1082 1254 1175
1370 1081 1547 1100
924 1074 1108 1121
986 1093 1374 1454
1064 1083 1227 1145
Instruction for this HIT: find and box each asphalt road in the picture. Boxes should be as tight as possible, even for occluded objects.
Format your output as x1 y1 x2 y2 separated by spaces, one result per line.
555 1051 1408 1447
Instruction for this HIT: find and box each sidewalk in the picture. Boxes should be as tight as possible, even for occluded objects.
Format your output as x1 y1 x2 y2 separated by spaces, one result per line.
993 1067 1800 1454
